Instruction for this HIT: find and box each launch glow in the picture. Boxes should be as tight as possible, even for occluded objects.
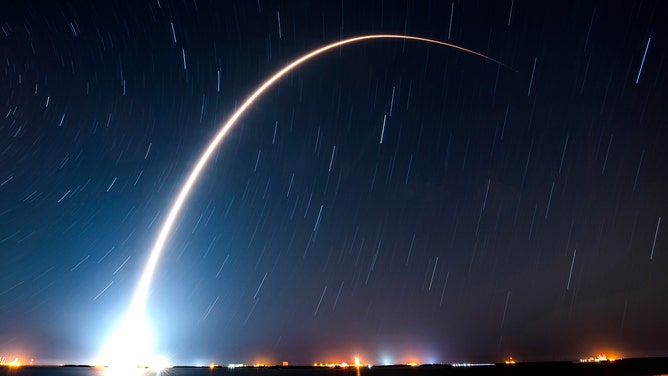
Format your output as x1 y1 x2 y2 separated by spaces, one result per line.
99 34 504 366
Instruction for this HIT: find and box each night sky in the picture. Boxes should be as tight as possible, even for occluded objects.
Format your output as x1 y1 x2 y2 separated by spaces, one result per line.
1 0 668 366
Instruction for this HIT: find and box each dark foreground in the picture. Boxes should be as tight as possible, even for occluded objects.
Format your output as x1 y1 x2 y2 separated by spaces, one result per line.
2 358 668 376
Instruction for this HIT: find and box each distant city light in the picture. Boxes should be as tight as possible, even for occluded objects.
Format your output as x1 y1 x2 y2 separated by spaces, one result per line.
504 357 517 364
313 356 371 369
579 354 616 363
452 362 494 367
313 362 346 368
0 357 23 368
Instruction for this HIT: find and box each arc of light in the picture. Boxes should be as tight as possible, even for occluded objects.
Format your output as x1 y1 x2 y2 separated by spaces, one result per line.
128 34 505 314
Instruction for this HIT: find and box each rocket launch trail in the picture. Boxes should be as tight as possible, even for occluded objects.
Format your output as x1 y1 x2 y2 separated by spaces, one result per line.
101 34 505 367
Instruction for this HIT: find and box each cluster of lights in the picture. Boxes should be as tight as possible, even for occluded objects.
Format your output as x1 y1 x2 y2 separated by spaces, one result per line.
579 354 616 363
313 356 368 368
452 362 494 367
313 362 351 368
312 357 422 368
504 357 517 364
0 357 21 368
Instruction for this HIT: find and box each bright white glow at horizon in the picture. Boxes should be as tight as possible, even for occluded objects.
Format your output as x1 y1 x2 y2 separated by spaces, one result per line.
96 310 152 367
99 34 503 364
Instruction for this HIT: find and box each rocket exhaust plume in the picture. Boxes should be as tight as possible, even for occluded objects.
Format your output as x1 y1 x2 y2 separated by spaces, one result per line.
99 34 505 366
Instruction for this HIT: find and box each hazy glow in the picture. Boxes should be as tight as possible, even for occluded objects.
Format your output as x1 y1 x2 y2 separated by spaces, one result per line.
97 311 151 367
95 310 171 373
8 358 21 368
101 34 502 363
0 357 24 367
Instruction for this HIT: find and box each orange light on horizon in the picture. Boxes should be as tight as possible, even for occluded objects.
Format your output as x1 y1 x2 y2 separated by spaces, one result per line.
8 358 21 367
579 353 618 363
1 357 24 367
313 361 353 368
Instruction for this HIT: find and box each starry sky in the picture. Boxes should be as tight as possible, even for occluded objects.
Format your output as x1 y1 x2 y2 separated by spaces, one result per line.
1 0 667 366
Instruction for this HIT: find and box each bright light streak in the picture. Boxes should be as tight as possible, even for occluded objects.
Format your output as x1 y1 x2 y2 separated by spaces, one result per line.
133 32 504 316
635 37 651 84
102 34 505 363
567 248 576 290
